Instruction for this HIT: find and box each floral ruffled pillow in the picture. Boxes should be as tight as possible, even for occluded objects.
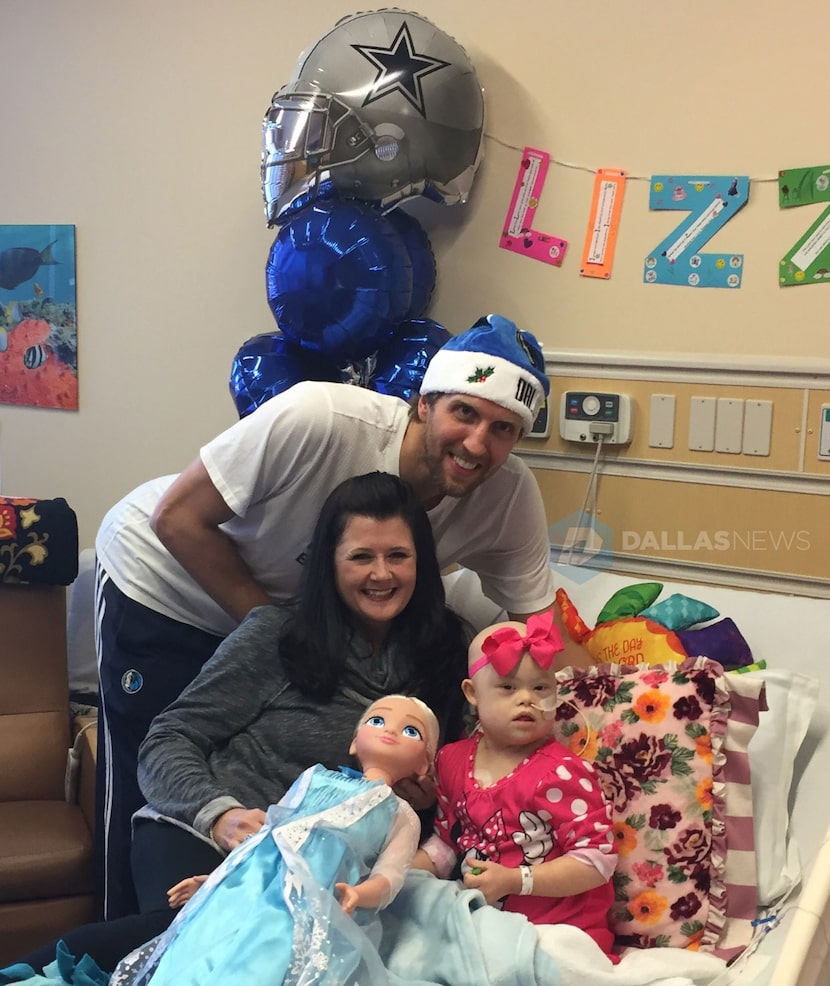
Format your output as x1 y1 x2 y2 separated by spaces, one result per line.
555 657 762 959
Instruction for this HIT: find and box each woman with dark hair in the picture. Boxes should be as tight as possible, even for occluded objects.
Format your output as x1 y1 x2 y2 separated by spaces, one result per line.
278 468 465 714
9 472 469 979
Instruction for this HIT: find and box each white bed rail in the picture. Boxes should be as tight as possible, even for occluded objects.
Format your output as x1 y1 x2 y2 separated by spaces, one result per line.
770 822 830 986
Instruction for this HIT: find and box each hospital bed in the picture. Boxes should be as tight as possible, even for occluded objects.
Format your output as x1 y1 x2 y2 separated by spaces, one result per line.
443 563 830 986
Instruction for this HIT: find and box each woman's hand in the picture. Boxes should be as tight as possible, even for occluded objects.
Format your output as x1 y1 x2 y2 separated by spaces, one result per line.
210 807 266 851
462 859 519 905
393 773 436 812
167 874 209 909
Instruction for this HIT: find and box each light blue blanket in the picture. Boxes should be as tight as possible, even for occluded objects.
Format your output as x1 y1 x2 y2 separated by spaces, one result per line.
0 873 561 986
380 870 561 986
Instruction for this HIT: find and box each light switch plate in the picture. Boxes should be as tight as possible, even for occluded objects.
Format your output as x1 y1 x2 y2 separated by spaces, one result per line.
743 400 773 456
715 398 744 453
649 394 675 448
689 397 716 451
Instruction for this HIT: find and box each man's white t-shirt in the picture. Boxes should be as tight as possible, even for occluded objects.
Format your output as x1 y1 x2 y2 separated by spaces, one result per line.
96 381 554 636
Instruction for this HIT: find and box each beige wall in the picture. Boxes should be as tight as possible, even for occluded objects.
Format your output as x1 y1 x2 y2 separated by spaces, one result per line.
520 355 830 594
3 1 830 551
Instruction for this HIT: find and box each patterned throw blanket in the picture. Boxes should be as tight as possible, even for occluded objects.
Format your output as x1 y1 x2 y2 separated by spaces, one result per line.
0 495 78 585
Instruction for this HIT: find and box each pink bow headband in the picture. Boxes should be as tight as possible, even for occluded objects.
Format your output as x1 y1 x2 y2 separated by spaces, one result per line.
468 612 564 678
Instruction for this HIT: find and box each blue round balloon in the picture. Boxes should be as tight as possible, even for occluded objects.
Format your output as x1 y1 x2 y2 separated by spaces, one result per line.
265 198 413 361
229 332 340 418
384 209 436 319
370 318 451 403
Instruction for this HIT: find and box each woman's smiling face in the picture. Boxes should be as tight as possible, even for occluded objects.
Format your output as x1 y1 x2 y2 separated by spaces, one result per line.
334 513 417 643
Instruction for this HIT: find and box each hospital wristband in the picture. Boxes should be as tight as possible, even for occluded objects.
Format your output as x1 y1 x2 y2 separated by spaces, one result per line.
519 864 534 896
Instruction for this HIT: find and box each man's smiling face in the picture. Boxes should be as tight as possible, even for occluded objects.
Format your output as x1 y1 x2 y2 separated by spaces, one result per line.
415 393 523 500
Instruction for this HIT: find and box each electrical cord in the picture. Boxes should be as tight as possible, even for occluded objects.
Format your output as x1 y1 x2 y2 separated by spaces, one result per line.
563 433 605 566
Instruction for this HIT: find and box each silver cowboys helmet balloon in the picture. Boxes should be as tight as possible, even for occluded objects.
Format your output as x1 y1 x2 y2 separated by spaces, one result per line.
261 8 485 225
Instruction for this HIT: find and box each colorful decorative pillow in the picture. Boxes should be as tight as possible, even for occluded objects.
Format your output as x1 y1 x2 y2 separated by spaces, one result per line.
554 657 764 961
582 616 688 667
639 594 720 632
557 588 688 668
596 582 663 624
677 618 754 671
557 587 753 671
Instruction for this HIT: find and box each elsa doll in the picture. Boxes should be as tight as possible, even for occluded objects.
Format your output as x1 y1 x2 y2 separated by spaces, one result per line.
111 695 438 986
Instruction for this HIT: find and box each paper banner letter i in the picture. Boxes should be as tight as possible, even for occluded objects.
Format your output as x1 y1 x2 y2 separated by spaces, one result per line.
580 169 627 279
500 147 568 267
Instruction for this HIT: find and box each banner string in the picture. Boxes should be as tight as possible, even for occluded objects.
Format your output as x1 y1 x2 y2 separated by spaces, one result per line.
484 131 781 185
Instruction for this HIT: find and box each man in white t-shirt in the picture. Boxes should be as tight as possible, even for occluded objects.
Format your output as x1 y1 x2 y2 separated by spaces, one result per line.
94 313 588 918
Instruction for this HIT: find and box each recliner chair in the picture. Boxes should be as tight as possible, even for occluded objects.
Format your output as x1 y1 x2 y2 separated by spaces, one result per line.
0 497 94 965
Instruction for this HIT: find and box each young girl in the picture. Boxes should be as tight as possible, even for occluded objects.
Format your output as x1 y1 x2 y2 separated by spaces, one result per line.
413 613 619 961
111 695 440 986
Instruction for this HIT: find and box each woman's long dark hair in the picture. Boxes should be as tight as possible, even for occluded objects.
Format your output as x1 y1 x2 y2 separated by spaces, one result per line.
279 472 468 736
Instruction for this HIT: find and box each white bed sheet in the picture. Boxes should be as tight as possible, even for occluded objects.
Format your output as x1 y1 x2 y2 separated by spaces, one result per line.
536 922 727 986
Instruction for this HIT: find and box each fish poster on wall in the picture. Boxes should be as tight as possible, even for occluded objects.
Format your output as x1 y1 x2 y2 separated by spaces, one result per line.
0 224 77 409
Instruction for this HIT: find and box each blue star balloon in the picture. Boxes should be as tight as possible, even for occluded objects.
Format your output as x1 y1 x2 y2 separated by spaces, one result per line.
229 332 340 418
384 209 436 319
370 318 451 403
265 199 413 361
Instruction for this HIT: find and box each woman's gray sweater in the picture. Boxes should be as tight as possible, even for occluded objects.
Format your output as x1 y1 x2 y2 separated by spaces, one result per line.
137 605 421 838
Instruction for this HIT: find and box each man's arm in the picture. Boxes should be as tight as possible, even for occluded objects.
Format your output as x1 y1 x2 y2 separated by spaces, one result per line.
507 602 592 671
150 457 271 624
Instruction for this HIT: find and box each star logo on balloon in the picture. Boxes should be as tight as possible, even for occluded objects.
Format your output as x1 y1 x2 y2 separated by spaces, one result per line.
352 21 451 117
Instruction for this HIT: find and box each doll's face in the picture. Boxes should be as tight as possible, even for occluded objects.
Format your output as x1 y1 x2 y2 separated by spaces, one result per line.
350 696 431 782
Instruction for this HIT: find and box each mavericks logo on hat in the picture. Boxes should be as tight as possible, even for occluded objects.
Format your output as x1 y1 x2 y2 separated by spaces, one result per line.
515 376 540 414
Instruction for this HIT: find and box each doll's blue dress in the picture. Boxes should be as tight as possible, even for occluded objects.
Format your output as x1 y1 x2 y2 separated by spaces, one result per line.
111 765 407 986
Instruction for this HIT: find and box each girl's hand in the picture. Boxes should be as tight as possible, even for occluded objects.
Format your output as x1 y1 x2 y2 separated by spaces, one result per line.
210 807 267 851
167 874 209 908
462 859 519 905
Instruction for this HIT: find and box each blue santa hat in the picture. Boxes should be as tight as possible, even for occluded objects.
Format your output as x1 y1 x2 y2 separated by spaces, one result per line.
419 314 549 431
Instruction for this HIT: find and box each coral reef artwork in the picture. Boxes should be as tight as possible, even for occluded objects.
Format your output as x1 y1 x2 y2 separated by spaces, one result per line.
0 224 77 410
